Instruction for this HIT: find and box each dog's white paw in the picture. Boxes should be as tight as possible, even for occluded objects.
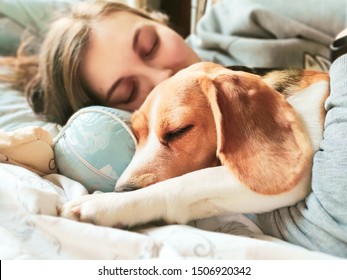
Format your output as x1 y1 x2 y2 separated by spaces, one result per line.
60 193 130 227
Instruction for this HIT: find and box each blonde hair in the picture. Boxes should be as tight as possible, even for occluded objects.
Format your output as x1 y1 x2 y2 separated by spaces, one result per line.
0 0 167 125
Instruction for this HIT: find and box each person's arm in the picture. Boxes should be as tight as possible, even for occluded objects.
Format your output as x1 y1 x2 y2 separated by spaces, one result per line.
252 35 347 258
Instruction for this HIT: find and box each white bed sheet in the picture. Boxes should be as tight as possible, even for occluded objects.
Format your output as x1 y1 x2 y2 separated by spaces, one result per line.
0 163 337 260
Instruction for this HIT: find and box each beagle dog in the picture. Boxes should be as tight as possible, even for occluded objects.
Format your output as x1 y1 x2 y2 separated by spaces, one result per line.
61 62 330 228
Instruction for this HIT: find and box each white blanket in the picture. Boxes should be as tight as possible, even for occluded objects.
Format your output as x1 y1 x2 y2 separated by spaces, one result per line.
0 163 336 260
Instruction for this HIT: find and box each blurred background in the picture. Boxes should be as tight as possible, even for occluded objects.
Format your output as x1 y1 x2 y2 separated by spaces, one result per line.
0 0 216 55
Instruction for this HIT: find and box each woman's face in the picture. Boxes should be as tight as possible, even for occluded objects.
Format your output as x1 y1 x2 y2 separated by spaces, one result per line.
80 11 201 111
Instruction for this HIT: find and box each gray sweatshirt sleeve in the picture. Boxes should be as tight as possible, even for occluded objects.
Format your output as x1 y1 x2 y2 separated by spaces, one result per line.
253 54 347 258
186 0 345 71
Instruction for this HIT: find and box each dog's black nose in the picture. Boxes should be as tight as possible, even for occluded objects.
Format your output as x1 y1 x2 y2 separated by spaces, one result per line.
114 183 140 192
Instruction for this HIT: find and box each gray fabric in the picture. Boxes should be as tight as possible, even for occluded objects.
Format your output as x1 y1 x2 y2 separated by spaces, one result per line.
186 0 346 71
252 54 347 258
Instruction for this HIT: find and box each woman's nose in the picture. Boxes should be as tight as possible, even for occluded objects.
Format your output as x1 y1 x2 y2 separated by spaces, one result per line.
148 68 174 87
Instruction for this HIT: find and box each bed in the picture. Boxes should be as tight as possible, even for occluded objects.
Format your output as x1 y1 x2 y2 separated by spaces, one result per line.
0 0 340 260
0 155 338 259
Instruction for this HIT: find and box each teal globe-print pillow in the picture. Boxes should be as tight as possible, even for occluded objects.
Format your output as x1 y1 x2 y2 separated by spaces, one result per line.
54 106 136 193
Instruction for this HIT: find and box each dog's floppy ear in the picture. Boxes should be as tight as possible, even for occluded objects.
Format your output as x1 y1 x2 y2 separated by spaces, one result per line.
199 71 312 195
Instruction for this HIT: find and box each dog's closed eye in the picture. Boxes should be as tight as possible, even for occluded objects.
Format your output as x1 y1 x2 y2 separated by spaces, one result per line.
162 124 194 144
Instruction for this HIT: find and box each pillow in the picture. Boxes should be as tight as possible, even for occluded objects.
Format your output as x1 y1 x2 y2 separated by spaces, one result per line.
54 106 136 193
0 0 81 55
0 81 60 136
0 16 23 55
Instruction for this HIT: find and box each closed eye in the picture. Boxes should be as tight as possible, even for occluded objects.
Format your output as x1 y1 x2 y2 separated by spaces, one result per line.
142 35 159 59
136 25 159 60
163 124 194 144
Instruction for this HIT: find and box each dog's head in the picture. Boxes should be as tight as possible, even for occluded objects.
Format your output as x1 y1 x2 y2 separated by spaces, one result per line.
115 62 312 194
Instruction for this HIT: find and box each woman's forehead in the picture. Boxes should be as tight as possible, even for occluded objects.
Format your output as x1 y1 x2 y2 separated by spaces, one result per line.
86 11 156 54
95 10 153 29
79 12 152 95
